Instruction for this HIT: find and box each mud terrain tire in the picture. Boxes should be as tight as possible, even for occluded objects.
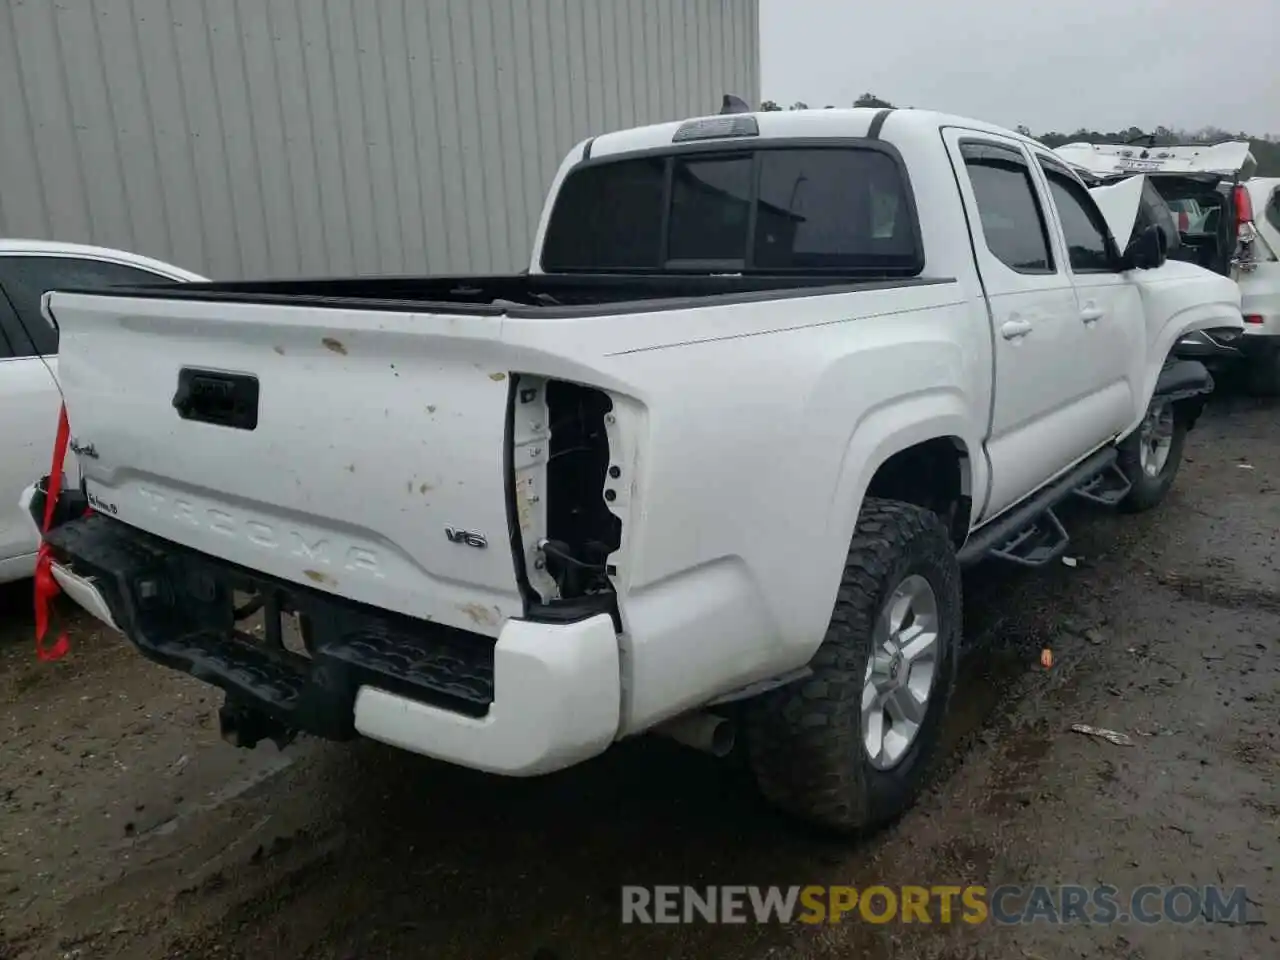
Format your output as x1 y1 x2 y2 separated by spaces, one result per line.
746 498 961 834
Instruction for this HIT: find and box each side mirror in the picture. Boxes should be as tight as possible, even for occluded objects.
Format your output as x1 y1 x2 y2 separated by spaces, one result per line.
1122 223 1168 271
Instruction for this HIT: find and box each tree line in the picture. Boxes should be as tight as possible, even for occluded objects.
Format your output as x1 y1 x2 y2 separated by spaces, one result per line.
759 94 1280 177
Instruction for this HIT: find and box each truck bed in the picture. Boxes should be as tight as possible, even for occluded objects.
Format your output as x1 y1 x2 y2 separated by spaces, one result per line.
62 272 952 318
40 264 967 652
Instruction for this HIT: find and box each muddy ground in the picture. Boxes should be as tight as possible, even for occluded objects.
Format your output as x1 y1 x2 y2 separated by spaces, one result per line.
1 393 1276 960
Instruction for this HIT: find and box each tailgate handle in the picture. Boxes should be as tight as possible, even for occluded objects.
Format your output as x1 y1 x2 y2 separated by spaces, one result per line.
173 369 260 430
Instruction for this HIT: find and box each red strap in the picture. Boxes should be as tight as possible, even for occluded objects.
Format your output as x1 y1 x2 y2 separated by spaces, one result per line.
34 403 73 662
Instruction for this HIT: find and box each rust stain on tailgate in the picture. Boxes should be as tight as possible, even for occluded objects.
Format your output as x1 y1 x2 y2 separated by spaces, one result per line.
457 603 502 628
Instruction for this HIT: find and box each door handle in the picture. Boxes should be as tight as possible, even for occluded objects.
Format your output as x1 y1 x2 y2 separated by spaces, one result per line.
1001 319 1033 340
1080 305 1104 324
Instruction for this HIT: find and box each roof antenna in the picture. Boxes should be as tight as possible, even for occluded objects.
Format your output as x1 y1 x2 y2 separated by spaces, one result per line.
720 94 751 115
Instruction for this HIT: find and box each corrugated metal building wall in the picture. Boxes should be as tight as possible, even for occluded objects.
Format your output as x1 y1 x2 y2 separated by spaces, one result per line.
0 0 759 279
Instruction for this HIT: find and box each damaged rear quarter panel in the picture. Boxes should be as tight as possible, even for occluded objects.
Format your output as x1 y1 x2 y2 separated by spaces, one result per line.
567 287 985 732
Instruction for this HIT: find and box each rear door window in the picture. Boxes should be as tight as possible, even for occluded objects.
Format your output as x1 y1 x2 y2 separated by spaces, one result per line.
541 145 922 275
960 143 1054 273
0 256 178 356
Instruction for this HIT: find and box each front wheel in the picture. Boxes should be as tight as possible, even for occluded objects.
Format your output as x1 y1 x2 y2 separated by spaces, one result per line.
1116 397 1187 513
745 499 961 834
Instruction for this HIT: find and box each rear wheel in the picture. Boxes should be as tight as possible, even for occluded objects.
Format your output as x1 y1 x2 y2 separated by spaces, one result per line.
1117 397 1187 513
746 499 961 834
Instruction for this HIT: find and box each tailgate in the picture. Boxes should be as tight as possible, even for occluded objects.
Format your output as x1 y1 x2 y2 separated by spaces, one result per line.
46 292 522 637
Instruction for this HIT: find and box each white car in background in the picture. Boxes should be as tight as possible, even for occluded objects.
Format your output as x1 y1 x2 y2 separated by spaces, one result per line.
1056 140 1280 392
0 240 205 584
1238 177 1280 392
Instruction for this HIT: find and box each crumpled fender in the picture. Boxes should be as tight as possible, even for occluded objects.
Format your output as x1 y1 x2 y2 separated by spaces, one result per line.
1151 359 1214 432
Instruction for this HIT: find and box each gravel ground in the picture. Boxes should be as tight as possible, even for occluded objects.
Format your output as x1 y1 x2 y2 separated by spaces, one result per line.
1 393 1276 960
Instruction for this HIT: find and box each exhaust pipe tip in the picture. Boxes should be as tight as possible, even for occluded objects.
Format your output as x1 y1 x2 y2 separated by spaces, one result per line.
652 711 736 758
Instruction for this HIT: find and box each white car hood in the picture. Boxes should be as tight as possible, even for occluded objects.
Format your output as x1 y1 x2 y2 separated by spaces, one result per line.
1088 175 1145 248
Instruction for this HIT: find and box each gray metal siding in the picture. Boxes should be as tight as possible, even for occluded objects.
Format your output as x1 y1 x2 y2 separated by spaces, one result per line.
0 0 759 278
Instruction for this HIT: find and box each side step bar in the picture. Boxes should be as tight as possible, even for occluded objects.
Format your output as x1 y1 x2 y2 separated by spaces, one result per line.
958 447 1117 569
1072 463 1132 507
989 508 1069 568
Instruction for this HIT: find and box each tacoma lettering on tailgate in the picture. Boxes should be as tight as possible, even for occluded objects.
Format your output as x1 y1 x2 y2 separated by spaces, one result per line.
135 487 383 577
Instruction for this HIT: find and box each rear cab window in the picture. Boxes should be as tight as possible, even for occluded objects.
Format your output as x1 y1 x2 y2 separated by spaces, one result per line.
541 143 923 276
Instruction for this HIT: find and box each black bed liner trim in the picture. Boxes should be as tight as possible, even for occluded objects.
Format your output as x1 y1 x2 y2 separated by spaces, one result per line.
50 275 959 320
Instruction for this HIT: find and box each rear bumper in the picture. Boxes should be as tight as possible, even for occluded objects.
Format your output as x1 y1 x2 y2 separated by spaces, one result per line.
25 487 621 776
353 614 619 775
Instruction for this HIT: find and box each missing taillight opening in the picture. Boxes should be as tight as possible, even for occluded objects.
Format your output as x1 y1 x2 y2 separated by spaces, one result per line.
541 380 622 600
508 376 623 614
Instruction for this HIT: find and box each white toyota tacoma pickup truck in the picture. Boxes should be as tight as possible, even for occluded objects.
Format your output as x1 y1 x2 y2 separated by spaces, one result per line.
25 107 1243 832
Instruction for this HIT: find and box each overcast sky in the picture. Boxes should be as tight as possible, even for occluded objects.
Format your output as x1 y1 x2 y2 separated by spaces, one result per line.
760 0 1279 136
